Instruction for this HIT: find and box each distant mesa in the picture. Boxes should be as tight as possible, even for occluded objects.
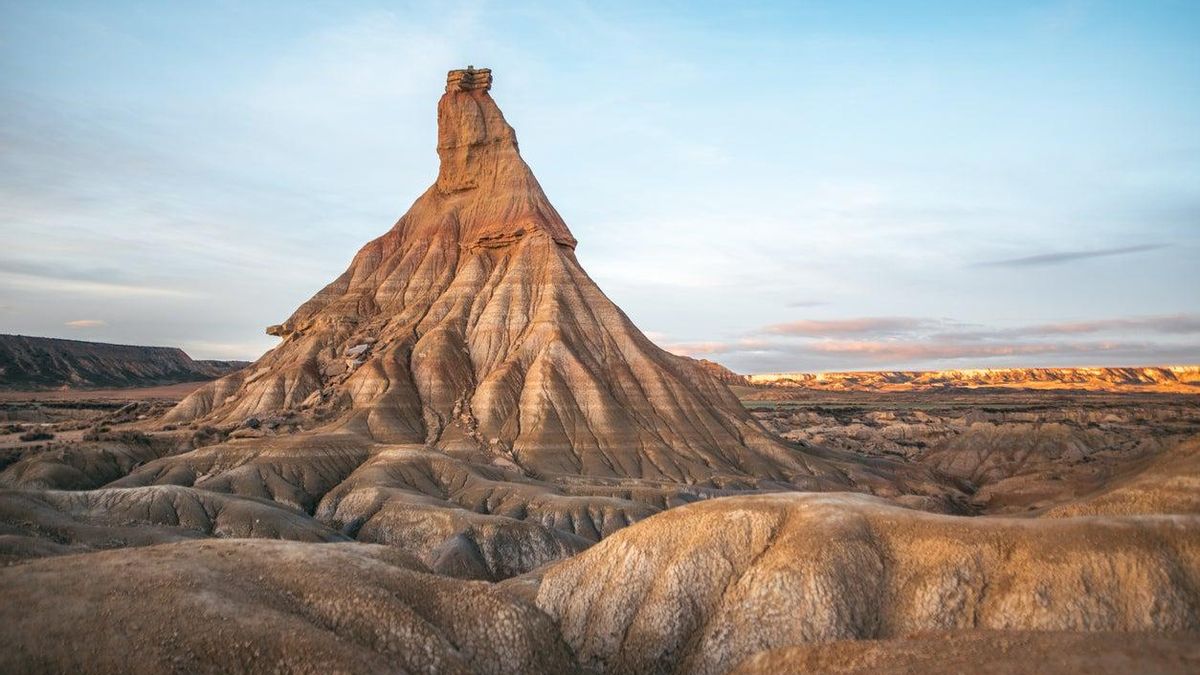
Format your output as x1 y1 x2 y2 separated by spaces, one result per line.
0 334 247 390
692 357 749 387
746 365 1200 395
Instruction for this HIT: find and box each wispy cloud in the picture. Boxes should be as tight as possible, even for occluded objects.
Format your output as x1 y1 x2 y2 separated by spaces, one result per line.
974 244 1166 268
0 272 197 298
714 339 1199 373
931 313 1200 341
663 313 1200 372
804 339 1116 361
660 341 732 357
178 340 268 361
1026 314 1200 335
763 317 935 337
64 319 106 328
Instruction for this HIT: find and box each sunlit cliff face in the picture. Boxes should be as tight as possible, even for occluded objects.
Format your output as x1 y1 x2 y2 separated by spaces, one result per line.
743 365 1200 394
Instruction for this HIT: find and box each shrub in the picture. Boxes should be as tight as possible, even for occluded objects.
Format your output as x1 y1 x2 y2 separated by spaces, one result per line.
19 430 54 442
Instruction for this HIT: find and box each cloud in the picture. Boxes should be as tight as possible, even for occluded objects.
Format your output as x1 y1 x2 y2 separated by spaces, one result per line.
178 340 269 361
762 317 934 337
0 272 197 298
803 339 1110 361
721 338 1200 373
786 300 827 308
671 312 1200 372
661 341 734 357
974 244 1166 268
64 319 105 328
1026 314 1200 336
931 314 1200 340
661 337 771 357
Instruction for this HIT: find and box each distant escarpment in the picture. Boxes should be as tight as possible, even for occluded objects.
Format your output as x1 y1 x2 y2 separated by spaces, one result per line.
748 366 1200 394
691 358 749 387
0 334 247 390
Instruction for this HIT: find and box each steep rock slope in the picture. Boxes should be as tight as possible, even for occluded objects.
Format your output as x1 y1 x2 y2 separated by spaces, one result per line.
161 68 873 488
99 69 969 578
535 492 1200 675
0 334 245 389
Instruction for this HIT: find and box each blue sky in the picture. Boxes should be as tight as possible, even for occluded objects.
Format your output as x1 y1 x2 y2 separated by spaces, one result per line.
1 0 1197 372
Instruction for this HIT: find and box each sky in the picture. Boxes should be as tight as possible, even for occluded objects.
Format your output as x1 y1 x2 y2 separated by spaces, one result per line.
1 0 1197 373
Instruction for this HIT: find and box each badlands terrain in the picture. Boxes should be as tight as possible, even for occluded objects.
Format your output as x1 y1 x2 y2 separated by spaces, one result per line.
746 365 1200 394
2 69 1198 673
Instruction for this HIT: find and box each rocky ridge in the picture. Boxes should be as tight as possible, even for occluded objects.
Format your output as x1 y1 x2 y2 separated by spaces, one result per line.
0 334 247 390
747 366 1200 394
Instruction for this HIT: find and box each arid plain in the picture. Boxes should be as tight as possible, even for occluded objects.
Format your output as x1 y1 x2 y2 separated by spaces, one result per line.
2 69 1198 674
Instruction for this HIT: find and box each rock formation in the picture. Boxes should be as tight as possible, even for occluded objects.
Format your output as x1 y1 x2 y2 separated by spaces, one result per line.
691 358 749 387
0 334 246 390
0 485 347 563
752 394 1200 514
747 366 1200 394
160 68 896 490
535 492 1200 675
4 68 1196 673
0 539 575 674
730 631 1200 675
1044 435 1200 517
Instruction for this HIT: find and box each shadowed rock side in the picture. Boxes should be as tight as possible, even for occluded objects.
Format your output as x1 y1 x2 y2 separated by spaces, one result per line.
535 493 1200 675
1044 436 1200 517
0 485 346 563
729 631 1200 675
0 434 182 490
0 539 576 674
0 334 246 390
161 69 844 489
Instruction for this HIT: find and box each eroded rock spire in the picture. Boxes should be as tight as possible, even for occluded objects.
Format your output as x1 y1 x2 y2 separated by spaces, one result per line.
164 68 864 488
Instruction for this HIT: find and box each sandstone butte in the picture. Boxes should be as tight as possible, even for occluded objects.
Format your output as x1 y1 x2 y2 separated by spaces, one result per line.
3 69 1198 674
158 67 941 494
51 67 966 580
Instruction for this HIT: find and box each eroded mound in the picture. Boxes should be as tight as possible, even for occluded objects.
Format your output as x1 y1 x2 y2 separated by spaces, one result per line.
535 492 1200 675
0 485 345 562
729 631 1200 675
1045 436 1200 517
0 539 576 674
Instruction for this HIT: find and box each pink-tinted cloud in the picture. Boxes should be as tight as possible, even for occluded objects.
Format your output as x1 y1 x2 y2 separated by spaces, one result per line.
1025 314 1200 335
804 340 1123 361
64 319 106 328
762 317 932 337
662 337 771 357
661 341 733 357
930 314 1200 341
